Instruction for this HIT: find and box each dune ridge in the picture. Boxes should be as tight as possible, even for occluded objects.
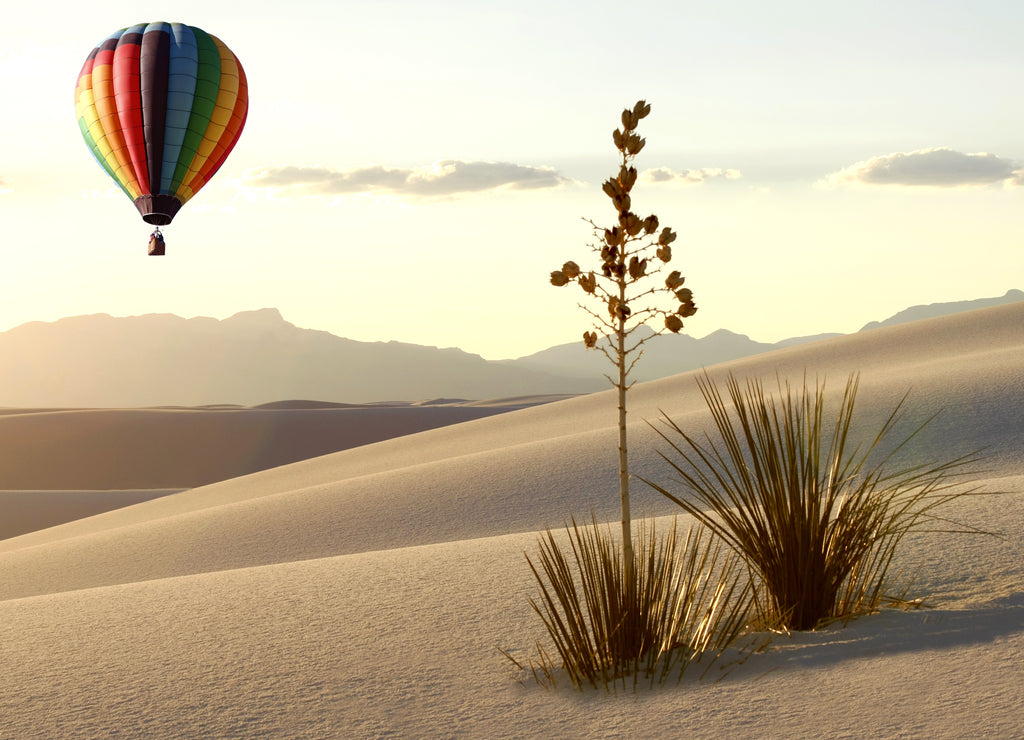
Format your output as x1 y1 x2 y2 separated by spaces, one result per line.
0 396 570 492
0 301 1021 737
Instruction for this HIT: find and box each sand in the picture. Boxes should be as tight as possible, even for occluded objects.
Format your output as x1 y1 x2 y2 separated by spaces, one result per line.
0 302 1021 738
0 397 567 540
0 396 571 491
0 489 180 541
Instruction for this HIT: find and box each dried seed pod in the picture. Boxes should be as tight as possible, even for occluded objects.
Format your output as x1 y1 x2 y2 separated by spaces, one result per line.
643 215 659 234
608 296 620 318
608 296 631 319
562 260 581 279
618 166 638 191
583 330 598 348
628 256 647 279
579 272 597 294
612 128 626 150
633 100 651 119
665 314 684 333
678 300 698 318
658 227 677 246
550 270 569 287
665 270 685 289
656 245 672 263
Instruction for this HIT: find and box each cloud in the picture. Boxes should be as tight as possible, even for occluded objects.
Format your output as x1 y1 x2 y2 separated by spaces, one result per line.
640 167 742 185
240 160 572 198
0 177 11 195
821 148 1024 188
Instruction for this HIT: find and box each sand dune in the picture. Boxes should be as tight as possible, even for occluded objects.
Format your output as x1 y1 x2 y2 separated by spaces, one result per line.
0 397 568 491
0 396 568 539
1 491 1020 738
0 489 180 541
0 302 1021 737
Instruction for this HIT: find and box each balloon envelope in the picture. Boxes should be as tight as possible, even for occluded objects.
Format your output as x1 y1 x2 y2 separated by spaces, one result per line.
75 22 248 225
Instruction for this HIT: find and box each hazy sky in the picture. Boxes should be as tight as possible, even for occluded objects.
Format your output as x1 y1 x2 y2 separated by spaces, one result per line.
2 1 1021 359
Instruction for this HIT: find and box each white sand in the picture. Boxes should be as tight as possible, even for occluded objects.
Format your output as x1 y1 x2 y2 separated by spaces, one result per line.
0 302 1021 738
0 398 565 491
0 489 180 540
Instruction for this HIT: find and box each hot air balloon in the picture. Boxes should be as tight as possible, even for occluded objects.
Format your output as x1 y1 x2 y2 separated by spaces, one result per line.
74 22 248 255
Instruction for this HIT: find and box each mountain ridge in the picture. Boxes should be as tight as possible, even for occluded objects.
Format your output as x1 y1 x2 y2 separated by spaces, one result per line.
0 290 1019 407
504 289 1022 382
859 289 1024 331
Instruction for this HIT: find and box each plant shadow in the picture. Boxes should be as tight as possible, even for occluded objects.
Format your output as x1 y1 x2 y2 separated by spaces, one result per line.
717 592 1024 682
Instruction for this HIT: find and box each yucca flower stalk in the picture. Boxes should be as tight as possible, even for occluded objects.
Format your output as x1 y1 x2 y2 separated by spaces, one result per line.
643 371 988 631
550 100 697 584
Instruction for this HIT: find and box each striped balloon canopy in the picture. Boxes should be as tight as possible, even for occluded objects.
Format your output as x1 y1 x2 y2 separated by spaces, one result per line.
75 22 248 228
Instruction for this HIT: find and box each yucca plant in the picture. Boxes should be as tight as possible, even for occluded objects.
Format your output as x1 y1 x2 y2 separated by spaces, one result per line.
516 516 751 691
642 371 987 631
549 100 698 581
513 100 723 689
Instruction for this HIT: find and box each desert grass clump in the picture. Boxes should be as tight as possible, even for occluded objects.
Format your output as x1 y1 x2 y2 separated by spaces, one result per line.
642 371 986 632
516 516 750 691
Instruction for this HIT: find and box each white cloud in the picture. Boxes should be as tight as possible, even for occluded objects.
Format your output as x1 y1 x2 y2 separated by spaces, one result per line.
240 160 572 198
0 176 11 194
821 148 1024 188
640 167 742 185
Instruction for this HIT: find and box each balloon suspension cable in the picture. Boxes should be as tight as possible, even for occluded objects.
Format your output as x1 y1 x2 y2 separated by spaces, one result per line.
148 227 166 256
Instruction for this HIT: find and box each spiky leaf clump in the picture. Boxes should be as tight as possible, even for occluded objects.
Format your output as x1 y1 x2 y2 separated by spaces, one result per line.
519 516 750 691
643 371 987 631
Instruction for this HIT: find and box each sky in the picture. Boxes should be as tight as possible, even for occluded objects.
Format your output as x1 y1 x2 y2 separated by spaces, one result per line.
1 0 1022 360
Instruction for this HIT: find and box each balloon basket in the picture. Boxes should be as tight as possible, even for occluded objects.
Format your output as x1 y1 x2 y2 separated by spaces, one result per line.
148 228 166 256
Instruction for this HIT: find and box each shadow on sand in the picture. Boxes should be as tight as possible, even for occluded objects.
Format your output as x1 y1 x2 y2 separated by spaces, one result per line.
721 592 1024 681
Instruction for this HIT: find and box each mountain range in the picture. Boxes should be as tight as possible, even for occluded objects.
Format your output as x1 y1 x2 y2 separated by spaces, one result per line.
0 289 1019 407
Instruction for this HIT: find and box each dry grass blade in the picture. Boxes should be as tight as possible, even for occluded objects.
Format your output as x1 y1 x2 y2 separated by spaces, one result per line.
642 371 990 631
518 515 751 690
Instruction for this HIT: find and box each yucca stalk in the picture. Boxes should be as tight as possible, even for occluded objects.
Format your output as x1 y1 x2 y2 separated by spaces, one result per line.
549 100 698 589
522 516 750 691
642 371 987 631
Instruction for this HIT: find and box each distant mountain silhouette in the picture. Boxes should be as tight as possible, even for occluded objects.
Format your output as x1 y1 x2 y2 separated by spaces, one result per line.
507 290 1021 381
0 309 601 406
859 289 1024 331
0 291 1018 406
504 325 785 382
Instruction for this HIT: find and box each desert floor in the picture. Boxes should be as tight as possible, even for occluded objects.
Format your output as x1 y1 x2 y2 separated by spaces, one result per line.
0 302 1021 738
